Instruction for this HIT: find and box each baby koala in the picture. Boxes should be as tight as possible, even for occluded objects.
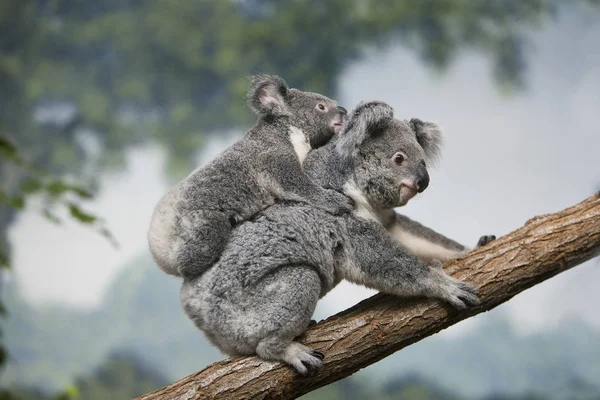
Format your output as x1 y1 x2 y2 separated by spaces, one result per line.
148 74 352 278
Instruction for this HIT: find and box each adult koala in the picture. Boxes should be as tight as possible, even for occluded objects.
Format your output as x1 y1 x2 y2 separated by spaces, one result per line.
148 75 351 280
180 101 488 375
305 101 495 263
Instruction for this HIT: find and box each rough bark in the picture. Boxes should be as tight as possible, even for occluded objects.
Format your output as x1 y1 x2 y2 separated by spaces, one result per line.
136 193 600 400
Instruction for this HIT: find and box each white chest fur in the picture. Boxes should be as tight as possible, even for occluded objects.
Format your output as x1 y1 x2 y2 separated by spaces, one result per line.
343 180 383 224
343 180 467 264
289 126 311 165
387 224 466 263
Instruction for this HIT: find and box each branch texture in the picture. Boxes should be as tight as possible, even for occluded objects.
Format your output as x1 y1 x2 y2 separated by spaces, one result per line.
137 194 600 400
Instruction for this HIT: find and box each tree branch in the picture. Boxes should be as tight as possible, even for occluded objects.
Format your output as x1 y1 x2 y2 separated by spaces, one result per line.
136 193 600 400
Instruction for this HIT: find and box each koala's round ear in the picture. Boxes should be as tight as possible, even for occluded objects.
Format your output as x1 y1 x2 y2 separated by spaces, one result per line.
336 101 394 161
247 74 290 117
409 118 443 165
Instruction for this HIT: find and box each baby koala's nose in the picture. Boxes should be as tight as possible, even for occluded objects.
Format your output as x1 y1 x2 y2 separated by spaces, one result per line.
337 106 348 115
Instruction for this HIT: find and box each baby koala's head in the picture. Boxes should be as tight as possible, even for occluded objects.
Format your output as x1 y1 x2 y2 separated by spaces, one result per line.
336 101 443 209
247 74 347 148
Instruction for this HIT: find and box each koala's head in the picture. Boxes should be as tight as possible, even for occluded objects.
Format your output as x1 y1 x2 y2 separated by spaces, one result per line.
336 101 442 209
248 74 347 148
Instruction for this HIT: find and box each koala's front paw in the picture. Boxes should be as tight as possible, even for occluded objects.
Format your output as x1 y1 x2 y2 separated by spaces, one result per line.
431 265 480 310
476 235 496 248
444 280 480 310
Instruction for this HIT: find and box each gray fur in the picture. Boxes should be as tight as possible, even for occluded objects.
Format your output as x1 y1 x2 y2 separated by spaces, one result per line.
148 74 351 279
335 100 394 165
247 74 290 117
308 102 441 209
180 101 492 374
409 118 443 166
181 203 479 375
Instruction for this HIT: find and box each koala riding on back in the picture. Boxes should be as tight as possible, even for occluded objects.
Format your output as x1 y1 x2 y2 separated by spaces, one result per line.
147 74 351 278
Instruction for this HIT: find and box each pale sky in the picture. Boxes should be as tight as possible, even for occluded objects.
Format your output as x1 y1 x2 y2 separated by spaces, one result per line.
7 9 600 335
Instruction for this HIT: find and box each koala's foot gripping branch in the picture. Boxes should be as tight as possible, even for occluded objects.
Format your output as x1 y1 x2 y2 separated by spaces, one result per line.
136 194 600 400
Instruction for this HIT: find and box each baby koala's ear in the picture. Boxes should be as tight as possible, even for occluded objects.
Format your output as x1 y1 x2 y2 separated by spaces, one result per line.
247 74 290 117
336 101 394 161
409 118 443 165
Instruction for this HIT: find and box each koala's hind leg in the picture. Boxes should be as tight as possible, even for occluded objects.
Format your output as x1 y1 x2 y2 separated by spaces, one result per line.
175 210 232 278
250 265 324 375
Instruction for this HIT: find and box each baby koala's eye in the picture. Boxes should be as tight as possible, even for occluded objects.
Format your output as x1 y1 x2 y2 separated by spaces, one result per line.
392 153 405 165
316 103 326 111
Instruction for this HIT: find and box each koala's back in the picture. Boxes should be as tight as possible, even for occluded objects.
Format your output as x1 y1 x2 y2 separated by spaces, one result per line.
180 204 342 353
185 203 342 291
148 125 299 274
177 127 288 213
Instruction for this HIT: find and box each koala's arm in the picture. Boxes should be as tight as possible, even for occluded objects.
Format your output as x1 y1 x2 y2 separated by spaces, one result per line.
266 153 352 215
340 216 479 309
386 212 495 263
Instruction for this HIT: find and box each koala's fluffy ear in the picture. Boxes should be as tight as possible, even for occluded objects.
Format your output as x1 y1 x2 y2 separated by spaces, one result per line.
336 101 394 160
247 74 290 116
409 118 443 165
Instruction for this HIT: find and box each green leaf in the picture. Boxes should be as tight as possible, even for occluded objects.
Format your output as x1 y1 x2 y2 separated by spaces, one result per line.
19 176 44 195
46 181 93 199
0 249 9 269
0 136 19 162
67 203 97 224
9 196 25 209
0 192 25 210
52 385 78 400
68 185 94 200
45 181 69 197
0 345 7 368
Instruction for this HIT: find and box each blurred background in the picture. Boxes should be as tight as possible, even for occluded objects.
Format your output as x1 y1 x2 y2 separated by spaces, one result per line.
1 1 600 399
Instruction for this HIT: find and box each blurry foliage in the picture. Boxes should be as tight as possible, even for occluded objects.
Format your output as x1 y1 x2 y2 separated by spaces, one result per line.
1 353 166 400
0 135 115 269
0 256 213 391
72 352 168 400
3 0 599 181
301 373 600 400
0 134 114 393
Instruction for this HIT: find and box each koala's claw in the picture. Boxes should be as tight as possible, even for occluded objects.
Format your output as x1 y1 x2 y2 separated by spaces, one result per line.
457 282 480 306
300 361 317 376
283 342 324 375
440 278 480 310
476 235 496 248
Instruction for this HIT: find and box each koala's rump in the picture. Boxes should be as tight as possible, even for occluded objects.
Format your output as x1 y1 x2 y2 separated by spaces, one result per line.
180 204 342 353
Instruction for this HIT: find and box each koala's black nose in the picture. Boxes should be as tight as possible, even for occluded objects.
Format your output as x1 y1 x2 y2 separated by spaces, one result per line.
337 106 348 115
417 169 430 193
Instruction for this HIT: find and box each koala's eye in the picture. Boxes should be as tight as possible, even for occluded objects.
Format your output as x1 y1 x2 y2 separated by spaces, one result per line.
392 153 405 165
316 103 326 111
